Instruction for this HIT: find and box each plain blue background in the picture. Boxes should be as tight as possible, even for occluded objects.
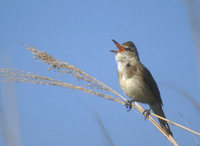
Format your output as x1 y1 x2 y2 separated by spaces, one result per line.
0 0 200 146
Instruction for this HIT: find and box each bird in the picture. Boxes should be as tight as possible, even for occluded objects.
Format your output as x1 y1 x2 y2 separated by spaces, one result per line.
110 39 172 136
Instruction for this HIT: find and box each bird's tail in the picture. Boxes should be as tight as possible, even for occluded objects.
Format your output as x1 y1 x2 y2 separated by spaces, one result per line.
149 102 173 136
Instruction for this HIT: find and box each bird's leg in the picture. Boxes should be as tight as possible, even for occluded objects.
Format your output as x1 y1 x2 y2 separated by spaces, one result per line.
143 108 151 119
125 99 134 111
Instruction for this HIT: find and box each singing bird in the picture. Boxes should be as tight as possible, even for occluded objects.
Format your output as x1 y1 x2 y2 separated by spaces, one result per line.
110 40 172 136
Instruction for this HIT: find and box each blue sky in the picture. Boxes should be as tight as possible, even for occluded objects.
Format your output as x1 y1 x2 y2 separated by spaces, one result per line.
0 0 200 146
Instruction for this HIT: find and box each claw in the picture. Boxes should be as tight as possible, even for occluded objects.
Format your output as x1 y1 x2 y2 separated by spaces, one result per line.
125 100 134 111
143 109 151 119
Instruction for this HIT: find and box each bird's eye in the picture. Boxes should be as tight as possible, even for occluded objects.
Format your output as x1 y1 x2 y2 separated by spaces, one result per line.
125 48 132 51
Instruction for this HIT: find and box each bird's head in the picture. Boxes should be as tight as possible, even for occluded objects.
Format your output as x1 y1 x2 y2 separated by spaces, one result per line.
110 39 139 63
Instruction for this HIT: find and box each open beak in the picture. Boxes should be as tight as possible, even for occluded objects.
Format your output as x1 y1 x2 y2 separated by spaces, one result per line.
110 39 125 53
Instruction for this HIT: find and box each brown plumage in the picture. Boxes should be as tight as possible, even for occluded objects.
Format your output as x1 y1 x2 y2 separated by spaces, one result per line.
111 40 173 136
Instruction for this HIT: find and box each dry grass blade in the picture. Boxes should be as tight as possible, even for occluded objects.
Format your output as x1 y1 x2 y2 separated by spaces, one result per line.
0 68 118 102
134 102 178 145
150 112 200 136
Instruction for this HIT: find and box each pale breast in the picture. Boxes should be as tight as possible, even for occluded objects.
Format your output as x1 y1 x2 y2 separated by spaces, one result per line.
119 72 156 103
116 55 156 103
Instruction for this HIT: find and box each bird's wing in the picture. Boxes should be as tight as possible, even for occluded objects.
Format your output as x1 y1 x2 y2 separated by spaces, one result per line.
138 63 163 105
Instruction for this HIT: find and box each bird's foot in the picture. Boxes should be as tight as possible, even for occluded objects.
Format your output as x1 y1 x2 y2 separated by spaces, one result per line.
143 108 151 119
125 100 134 111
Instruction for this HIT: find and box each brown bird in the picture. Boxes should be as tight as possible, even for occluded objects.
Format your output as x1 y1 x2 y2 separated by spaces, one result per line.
110 39 172 136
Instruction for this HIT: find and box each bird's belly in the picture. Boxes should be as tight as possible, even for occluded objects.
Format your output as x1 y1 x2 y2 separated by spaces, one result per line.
120 76 155 103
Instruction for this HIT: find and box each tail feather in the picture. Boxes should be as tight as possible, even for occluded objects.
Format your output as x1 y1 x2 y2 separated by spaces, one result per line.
149 102 173 136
